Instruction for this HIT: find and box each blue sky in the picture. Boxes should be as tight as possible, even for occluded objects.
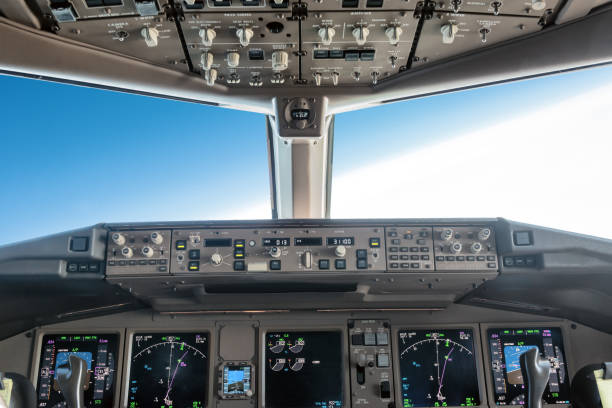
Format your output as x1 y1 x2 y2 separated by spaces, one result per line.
1 64 612 245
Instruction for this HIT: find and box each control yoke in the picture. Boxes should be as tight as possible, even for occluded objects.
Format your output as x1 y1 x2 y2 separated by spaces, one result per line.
520 347 551 408
56 355 88 408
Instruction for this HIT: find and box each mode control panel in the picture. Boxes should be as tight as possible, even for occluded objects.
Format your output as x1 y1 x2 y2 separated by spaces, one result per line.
170 227 386 273
433 226 497 270
385 226 434 271
106 230 171 275
348 320 394 408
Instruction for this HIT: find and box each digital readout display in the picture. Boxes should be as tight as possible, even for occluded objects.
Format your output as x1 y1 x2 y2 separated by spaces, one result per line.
294 238 323 246
263 238 290 247
326 237 355 246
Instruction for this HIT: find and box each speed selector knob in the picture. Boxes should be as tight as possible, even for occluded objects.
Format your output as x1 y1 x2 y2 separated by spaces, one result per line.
142 246 154 258
352 26 369 46
201 51 213 71
199 28 216 47
441 23 459 44
269 247 281 258
205 68 218 86
121 247 133 258
271 51 289 71
211 253 223 265
478 228 491 241
335 245 347 258
385 25 402 45
450 241 462 254
227 51 240 68
236 27 254 47
150 232 163 245
141 27 159 47
111 233 126 246
318 26 335 46
470 242 483 254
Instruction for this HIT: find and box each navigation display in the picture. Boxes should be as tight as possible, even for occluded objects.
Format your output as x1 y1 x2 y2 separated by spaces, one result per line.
36 333 119 408
487 328 570 405
127 333 209 408
265 331 344 408
398 329 480 407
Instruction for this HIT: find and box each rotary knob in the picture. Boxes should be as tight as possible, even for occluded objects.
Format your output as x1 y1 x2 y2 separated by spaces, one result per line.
470 242 483 254
352 25 369 46
269 247 281 258
141 26 159 47
199 27 216 47
531 0 546 10
121 247 133 258
441 23 459 44
318 26 335 46
385 25 402 45
335 245 347 258
201 51 213 71
142 246 154 258
236 27 254 47
150 232 163 245
211 253 223 266
111 233 126 246
441 228 454 241
450 241 462 254
271 51 289 71
227 51 240 68
478 228 491 241
205 68 218 86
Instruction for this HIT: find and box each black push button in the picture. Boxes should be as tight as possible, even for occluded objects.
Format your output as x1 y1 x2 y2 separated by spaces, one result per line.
234 248 245 258
234 239 245 248
78 263 88 272
357 258 368 269
175 240 187 250
189 249 200 260
335 259 346 269
351 333 364 345
380 381 391 399
70 237 89 252
356 249 367 259
234 260 245 271
88 263 99 272
514 231 533 246
319 259 330 269
390 255 399 260
369 238 381 248
270 260 281 270
67 263 78 273
188 261 200 271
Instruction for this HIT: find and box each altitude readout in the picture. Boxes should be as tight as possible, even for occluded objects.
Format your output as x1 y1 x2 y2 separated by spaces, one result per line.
488 328 570 405
398 329 480 407
326 237 355 246
265 331 343 408
127 333 209 408
263 238 290 247
36 333 119 408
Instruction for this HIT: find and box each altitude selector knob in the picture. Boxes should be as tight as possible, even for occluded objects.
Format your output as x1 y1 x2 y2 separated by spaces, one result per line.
121 247 133 258
335 245 347 258
450 241 462 254
211 253 223 265
236 27 254 47
142 246 154 258
111 233 126 246
150 232 163 245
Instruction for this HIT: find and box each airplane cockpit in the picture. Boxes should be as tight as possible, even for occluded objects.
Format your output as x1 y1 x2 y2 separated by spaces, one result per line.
0 0 612 407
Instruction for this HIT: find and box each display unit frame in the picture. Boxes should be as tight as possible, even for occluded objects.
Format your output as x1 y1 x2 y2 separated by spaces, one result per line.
30 328 125 408
479 321 574 408
259 323 351 408
391 323 488 408
121 327 215 408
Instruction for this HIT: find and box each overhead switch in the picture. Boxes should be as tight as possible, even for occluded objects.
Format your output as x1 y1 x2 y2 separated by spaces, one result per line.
141 26 159 47
237 27 254 47
201 51 213 70
385 25 402 45
199 28 216 47
272 51 289 71
205 68 218 86
227 51 240 67
441 23 458 44
352 26 369 46
318 26 336 46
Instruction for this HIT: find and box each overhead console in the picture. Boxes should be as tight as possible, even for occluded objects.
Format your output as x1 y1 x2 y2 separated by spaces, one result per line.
18 0 580 88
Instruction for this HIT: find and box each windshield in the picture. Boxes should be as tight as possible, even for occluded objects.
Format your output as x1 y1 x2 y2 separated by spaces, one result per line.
2 65 611 245
332 65 612 240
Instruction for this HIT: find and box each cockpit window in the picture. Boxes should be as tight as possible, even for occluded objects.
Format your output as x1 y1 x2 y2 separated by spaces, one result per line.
0 75 271 245
331 65 612 240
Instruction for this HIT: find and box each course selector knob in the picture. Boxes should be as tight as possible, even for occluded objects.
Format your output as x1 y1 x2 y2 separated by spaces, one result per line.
237 27 254 47
352 25 369 46
121 247 133 258
211 253 223 265
335 245 347 257
142 246 154 258
141 26 159 47
318 26 336 46
150 232 163 245
111 233 126 246
199 28 216 47
270 247 281 258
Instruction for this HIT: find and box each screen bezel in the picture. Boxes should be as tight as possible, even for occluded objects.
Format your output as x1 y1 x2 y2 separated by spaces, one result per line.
31 329 124 408
218 361 255 399
259 325 350 408
479 322 574 408
122 329 213 408
392 323 488 408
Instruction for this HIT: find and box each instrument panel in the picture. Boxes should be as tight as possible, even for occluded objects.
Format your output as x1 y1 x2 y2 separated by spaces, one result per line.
31 322 574 408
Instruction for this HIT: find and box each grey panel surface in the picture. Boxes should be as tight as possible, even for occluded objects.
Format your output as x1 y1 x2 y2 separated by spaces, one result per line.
218 323 258 361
